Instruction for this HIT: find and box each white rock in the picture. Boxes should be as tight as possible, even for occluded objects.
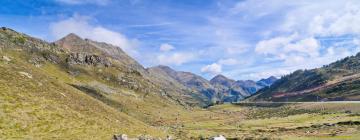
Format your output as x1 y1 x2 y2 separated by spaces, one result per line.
2 56 11 62
113 134 128 140
18 71 33 79
210 135 226 140
120 134 128 140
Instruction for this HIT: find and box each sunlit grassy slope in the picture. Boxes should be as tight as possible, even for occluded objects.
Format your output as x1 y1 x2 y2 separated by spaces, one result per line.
0 27 195 139
0 50 169 139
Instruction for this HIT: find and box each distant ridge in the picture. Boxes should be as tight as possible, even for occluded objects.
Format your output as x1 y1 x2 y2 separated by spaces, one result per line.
250 53 360 102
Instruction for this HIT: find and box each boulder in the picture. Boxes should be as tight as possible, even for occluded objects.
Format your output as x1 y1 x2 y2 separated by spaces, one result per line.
113 134 128 140
42 52 60 64
29 55 45 67
18 71 32 79
209 135 226 140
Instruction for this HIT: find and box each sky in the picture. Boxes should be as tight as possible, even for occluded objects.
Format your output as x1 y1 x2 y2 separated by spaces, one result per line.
1 0 360 80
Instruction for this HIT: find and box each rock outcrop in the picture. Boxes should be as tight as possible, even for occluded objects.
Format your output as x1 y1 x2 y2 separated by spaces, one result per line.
66 53 111 67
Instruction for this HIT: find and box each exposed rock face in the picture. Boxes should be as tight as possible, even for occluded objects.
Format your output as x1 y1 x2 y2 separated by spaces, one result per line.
66 53 111 67
42 52 61 64
55 33 146 74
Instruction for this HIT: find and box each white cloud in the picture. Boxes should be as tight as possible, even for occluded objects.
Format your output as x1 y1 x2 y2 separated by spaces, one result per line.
49 15 138 56
286 37 320 57
218 58 238 66
157 52 195 66
159 43 175 52
245 69 291 80
307 6 360 36
255 34 320 62
201 63 222 75
255 33 297 56
279 1 360 36
56 0 109 5
252 1 360 74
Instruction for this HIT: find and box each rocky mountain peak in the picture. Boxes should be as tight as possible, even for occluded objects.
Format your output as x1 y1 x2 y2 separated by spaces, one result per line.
210 74 235 87
155 65 174 72
55 33 96 53
63 33 82 40
268 76 278 81
55 33 148 75
256 76 278 87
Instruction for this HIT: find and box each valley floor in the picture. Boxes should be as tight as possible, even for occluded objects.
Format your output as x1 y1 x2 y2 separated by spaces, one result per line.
166 102 360 139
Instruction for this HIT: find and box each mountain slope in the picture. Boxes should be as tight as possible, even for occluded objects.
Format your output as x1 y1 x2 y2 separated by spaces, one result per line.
55 33 205 107
210 74 249 102
147 65 212 105
256 76 278 87
0 28 168 139
251 53 360 102
146 65 209 106
55 33 146 74
235 80 263 94
1 27 222 139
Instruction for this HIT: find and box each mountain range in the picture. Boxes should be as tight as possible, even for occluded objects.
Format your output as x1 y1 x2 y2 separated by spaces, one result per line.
0 27 277 107
148 65 278 104
54 31 279 105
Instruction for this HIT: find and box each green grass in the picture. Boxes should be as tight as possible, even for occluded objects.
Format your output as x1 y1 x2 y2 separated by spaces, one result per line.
0 50 167 139
172 103 360 139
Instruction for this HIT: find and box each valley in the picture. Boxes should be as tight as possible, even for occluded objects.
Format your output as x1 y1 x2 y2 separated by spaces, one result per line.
1 27 360 140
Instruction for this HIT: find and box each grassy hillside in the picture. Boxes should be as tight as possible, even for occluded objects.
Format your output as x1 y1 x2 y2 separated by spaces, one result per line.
0 27 188 139
252 52 360 102
0 50 166 139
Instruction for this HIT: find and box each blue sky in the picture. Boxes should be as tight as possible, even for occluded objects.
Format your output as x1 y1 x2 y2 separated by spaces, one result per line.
1 0 360 80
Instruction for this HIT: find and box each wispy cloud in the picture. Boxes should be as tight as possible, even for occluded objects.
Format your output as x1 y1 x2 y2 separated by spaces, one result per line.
55 0 110 5
157 52 196 66
126 22 175 28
